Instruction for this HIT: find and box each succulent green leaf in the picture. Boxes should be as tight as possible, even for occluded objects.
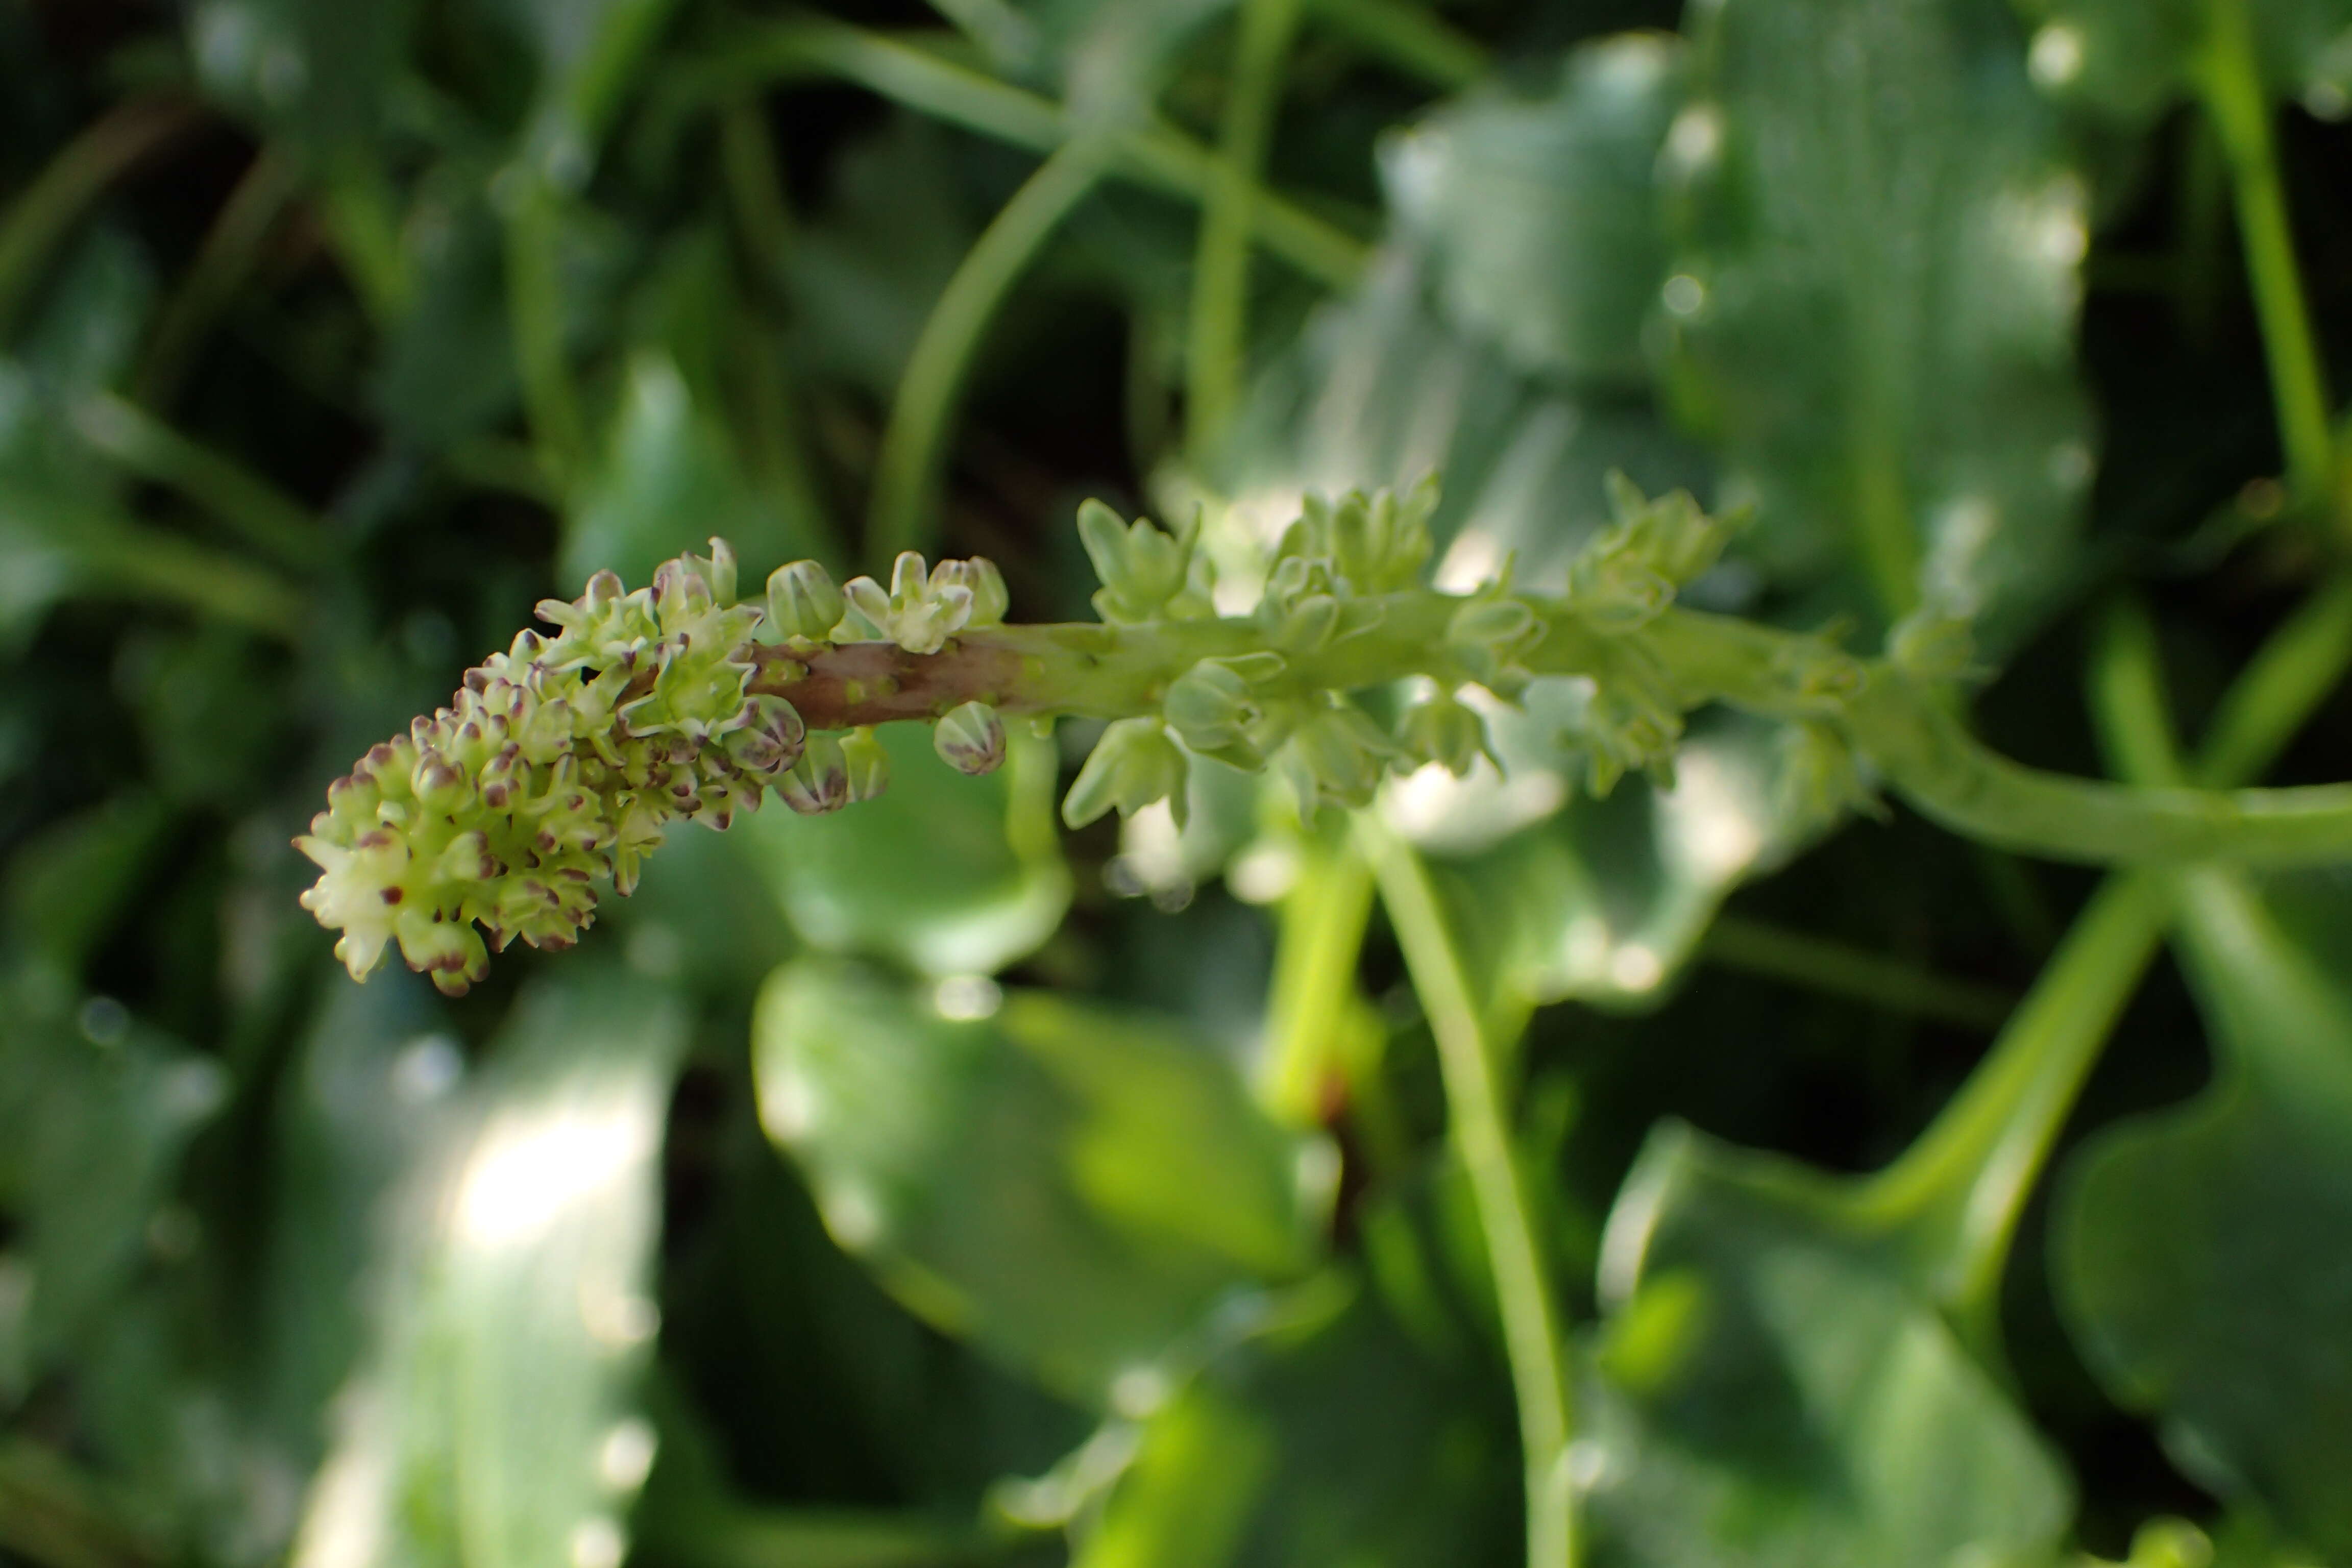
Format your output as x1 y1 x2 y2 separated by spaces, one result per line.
2054 869 2352 1559
747 721 1070 977
287 972 686 1568
1384 34 1684 387
752 957 1319 1409
1584 1123 2073 1568
1663 0 2092 649
2013 0 2352 125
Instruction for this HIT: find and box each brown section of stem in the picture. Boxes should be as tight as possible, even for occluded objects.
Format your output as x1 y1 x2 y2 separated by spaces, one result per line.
746 636 1031 728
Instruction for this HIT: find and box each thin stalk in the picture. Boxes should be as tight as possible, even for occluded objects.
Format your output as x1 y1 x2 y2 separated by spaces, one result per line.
1359 817 1574 1568
0 100 193 341
315 149 410 325
58 507 305 638
866 140 1107 566
70 391 325 569
2193 0 2340 519
1301 0 1489 91
1188 0 1305 458
504 181 590 493
1258 834 1377 1125
681 20 1368 291
1700 913 2016 1032
136 146 301 407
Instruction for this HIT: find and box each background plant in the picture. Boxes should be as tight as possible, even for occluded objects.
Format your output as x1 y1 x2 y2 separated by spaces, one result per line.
6 0 2352 1565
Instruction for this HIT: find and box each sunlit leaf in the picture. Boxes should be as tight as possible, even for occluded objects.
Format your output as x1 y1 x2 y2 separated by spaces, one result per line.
1663 0 2092 647
1585 1124 2073 1568
753 957 1319 1410
289 971 687 1568
744 724 1070 979
2054 868 2352 1560
1384 34 1682 389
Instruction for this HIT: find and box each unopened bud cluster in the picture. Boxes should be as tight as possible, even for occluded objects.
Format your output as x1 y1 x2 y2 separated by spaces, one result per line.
297 541 1007 993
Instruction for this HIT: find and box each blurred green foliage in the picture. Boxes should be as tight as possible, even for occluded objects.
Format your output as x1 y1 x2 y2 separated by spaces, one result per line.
5 0 2352 1565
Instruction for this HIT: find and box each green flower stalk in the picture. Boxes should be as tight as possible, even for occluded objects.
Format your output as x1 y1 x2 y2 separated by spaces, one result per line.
300 481 2352 990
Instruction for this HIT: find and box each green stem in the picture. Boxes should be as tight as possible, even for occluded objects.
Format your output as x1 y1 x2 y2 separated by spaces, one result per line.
135 147 301 408
1188 0 1305 458
1847 580 2352 1343
1258 833 1377 1125
1301 0 1489 90
867 140 1108 566
315 148 411 325
2193 0 2340 520
0 100 193 342
1358 817 1574 1568
1700 913 2015 1032
680 19 1368 291
69 391 325 569
504 180 590 493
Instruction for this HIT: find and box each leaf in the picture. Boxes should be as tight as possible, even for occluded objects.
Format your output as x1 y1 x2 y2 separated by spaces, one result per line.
2012 0 2352 125
1393 706 1829 1011
289 971 688 1568
752 957 1318 1409
1662 0 2093 648
187 0 418 149
0 982 227 1388
1383 35 1683 389
1220 246 1709 592
1584 1123 2073 1568
744 724 1070 979
1075 1277 1518 1568
2053 868 2352 1560
490 0 685 182
560 351 800 593
1 792 171 978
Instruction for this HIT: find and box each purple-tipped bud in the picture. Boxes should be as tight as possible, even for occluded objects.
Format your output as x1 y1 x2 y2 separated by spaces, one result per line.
776 734 850 814
934 701 1006 776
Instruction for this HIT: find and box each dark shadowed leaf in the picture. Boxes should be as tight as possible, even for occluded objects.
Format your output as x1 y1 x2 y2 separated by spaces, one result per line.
753 957 1318 1410
2011 0 2352 125
2054 869 2352 1561
744 724 1070 979
1074 1277 1518 1568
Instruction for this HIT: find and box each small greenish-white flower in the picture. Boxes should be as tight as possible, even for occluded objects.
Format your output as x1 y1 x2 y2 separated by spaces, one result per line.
767 558 846 643
931 558 1009 628
1161 658 1265 760
1577 642 1686 796
1778 720 1881 839
935 701 1007 775
1447 591 1545 698
1064 718 1188 828
839 551 975 653
1313 478 1436 594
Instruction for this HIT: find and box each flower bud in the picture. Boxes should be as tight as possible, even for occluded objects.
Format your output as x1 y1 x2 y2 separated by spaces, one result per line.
778 734 850 814
1063 718 1188 828
840 727 891 802
935 701 1007 775
1280 705 1401 813
1162 660 1260 755
1077 500 1194 623
1398 690 1492 777
767 559 846 642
